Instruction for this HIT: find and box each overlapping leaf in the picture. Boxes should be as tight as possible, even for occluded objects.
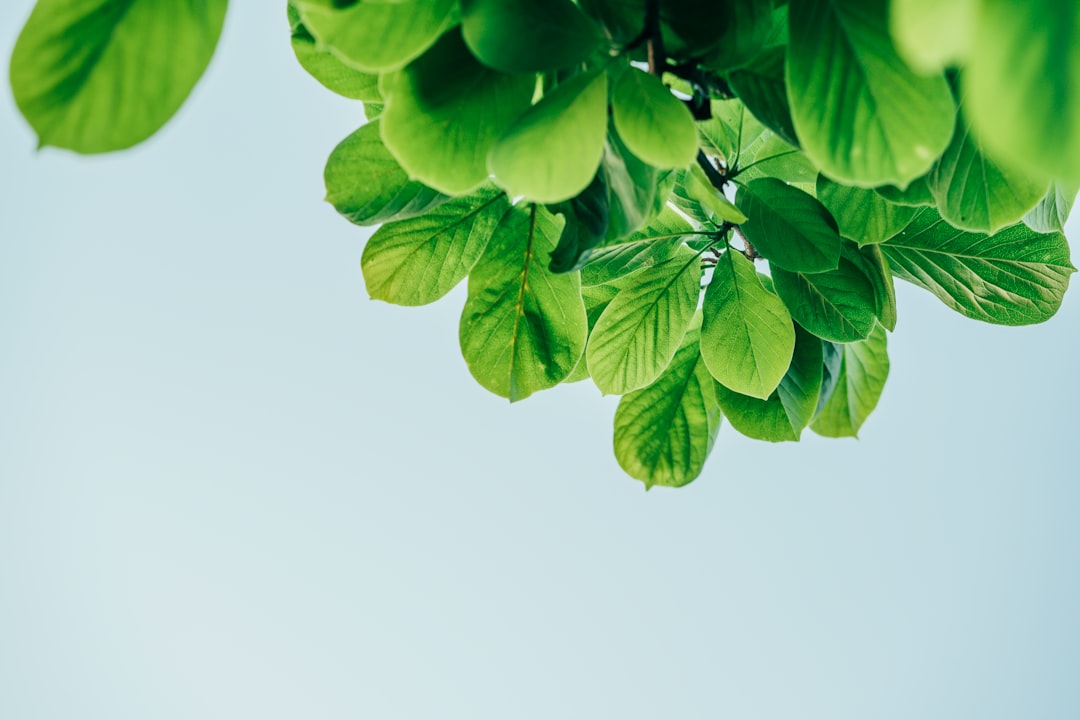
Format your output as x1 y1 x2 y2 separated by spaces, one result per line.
736 178 842 272
811 324 889 438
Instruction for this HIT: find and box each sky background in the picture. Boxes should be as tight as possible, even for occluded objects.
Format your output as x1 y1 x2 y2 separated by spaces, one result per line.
2 4 1080 719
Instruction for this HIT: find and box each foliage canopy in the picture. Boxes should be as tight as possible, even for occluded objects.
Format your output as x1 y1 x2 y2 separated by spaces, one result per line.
9 0 1079 488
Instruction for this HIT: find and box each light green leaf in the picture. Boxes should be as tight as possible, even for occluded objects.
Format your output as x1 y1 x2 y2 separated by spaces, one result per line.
786 0 954 187
888 0 975 73
811 324 889 438
461 0 604 74
701 250 795 399
715 323 823 442
490 70 609 203
613 317 722 489
928 106 1048 234
817 176 917 246
879 207 1075 326
1024 183 1079 235
289 4 380 100
564 283 620 384
289 0 454 73
587 245 702 395
362 189 508 306
966 1 1080 182
736 178 842 273
460 205 587 401
771 255 879 343
381 31 535 195
324 120 446 226
9 0 227 153
580 208 697 287
611 67 699 169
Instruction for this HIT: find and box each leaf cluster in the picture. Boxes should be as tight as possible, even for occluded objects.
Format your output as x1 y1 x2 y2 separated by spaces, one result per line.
8 0 1080 488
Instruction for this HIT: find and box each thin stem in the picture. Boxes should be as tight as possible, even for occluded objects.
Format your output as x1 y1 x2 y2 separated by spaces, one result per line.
644 0 663 76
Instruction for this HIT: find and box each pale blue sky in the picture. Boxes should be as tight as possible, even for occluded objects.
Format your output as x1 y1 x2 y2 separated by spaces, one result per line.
2 4 1080 719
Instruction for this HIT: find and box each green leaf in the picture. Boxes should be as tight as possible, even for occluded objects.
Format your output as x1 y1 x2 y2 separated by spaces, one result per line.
362 189 508 306
736 178 842 273
703 0 787 73
927 106 1048 234
381 31 535 195
1024 183 1079 235
564 283 620 383
548 175 610 273
612 316 722 489
888 0 976 73
490 70 609 203
600 124 662 241
679 165 748 224
460 205 587 401
289 0 455 73
811 324 889 438
288 3 381 100
715 323 823 442
879 207 1076 326
580 207 697 287
786 0 954 187
966 1 1080 182
844 242 897 331
611 67 699 169
874 174 934 207
9 0 227 153
817 176 916 245
461 0 604 74
701 250 795 399
324 120 447 226
708 101 817 194
771 255 879 343
586 243 702 395
727 46 799 148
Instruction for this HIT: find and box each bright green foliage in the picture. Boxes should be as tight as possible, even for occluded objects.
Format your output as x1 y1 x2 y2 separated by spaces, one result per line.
10 0 1080 489
10 0 227 153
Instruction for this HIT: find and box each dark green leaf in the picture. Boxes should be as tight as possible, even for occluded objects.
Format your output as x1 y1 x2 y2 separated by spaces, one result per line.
548 175 610 273
461 0 604 74
811 324 889 438
727 46 799 147
736 178 842 273
771 255 879 343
